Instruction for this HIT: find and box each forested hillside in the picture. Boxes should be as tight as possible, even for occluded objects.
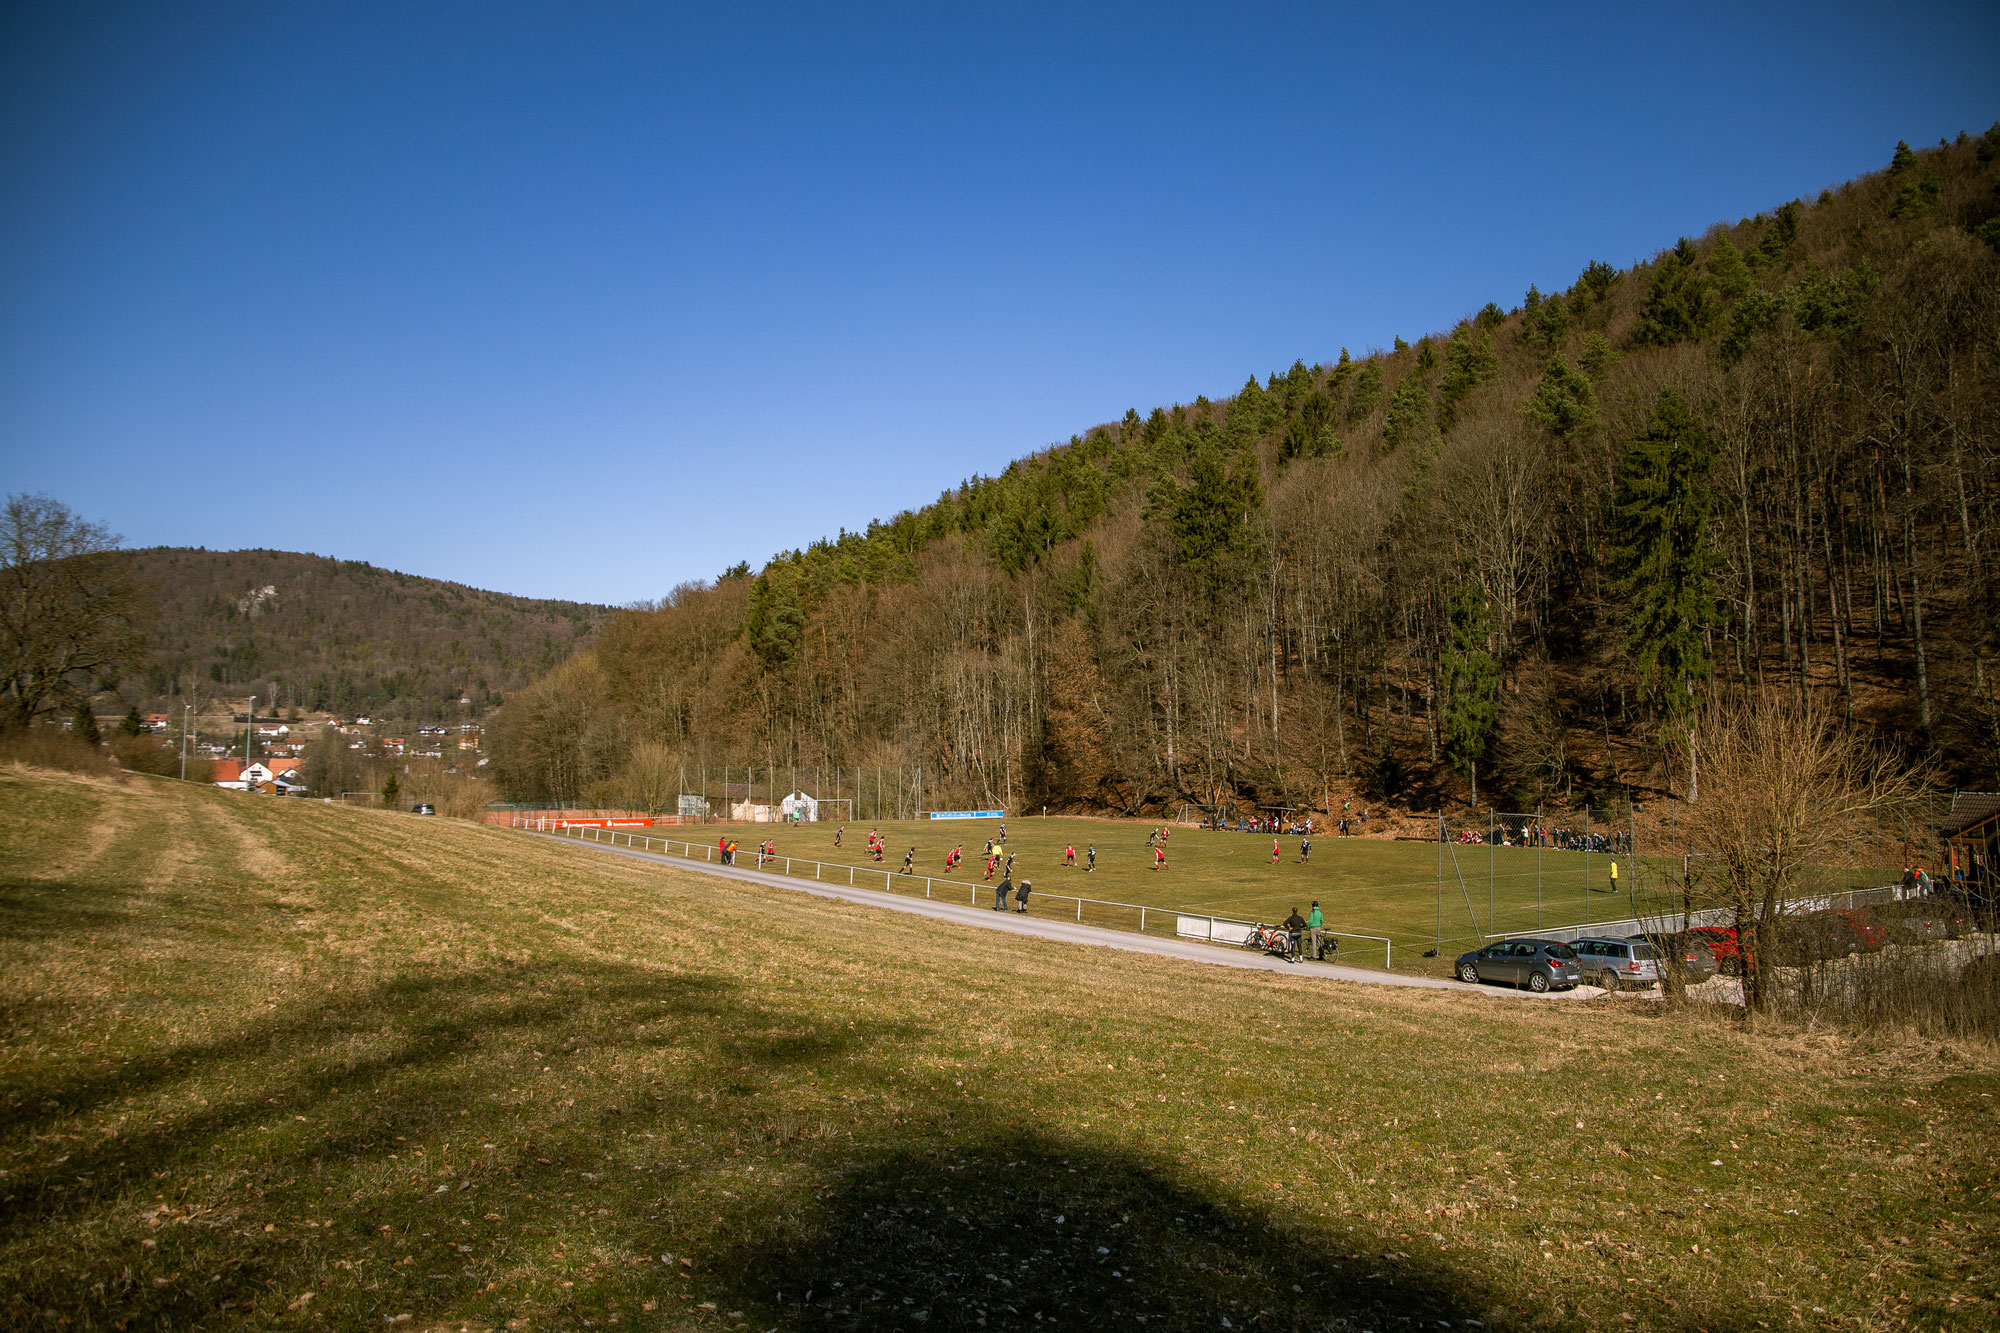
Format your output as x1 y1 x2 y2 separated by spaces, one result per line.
491 130 2000 816
122 548 608 721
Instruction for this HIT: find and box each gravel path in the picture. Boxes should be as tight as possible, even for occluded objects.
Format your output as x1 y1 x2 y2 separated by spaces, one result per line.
538 832 1498 992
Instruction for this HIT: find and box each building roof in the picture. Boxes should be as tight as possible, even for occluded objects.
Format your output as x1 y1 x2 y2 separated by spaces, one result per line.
1940 791 2000 840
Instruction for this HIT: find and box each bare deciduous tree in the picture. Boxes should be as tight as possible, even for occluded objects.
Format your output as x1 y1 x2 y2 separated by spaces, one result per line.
1676 693 1924 1013
1 494 149 730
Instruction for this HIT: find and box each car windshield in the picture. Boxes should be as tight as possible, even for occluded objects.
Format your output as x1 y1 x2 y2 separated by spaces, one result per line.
1545 944 1577 960
1633 943 1659 961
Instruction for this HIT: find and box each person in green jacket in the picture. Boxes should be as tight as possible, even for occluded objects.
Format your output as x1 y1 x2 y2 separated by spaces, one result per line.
1305 901 1325 961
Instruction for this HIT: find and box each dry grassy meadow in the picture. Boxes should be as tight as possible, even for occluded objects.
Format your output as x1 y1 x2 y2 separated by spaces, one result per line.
2 769 1996 1332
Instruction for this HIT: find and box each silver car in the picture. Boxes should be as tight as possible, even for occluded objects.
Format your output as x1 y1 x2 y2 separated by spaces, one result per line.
1454 938 1582 992
1572 936 1660 991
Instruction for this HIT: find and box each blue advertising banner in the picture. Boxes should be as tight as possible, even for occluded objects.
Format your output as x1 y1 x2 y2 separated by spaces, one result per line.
927 809 1005 820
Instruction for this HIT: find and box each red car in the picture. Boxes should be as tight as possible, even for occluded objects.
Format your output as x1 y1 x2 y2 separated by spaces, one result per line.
1685 925 1748 975
1825 909 1888 952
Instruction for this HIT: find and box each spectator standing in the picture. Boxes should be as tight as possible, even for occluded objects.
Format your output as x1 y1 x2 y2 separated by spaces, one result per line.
1306 901 1324 960
995 874 1012 911
1283 907 1308 962
1015 878 1032 913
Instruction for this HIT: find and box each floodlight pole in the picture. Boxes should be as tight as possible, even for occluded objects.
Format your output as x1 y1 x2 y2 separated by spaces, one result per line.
246 696 256 767
1435 811 1443 961
1536 803 1544 929
181 703 191 780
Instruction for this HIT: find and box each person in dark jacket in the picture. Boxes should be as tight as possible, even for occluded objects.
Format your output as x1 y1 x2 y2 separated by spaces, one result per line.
1014 878 1033 913
995 875 1013 911
1282 907 1308 961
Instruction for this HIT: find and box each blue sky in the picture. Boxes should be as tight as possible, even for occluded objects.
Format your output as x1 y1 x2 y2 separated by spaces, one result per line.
3 2 1996 604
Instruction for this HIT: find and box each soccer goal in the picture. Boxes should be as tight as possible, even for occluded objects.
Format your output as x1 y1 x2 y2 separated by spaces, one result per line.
810 798 853 823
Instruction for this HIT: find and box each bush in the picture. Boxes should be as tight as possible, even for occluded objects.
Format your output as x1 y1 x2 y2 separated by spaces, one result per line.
0 727 115 775
112 736 182 777
111 737 214 783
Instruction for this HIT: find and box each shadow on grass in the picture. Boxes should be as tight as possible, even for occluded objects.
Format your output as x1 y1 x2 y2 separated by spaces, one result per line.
3 867 1630 1333
710 1134 1509 1332
0 953 898 1329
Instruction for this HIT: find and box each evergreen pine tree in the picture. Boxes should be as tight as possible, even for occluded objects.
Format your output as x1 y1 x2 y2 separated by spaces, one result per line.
382 771 400 803
1891 139 1916 171
1706 234 1751 301
1227 374 1278 445
1753 201 1799 269
1346 360 1383 423
1523 354 1599 442
1167 448 1265 606
1520 286 1568 353
1634 239 1719 346
1579 333 1616 382
73 703 101 745
1280 393 1343 464
1575 260 1619 305
119 705 145 737
1439 586 1500 804
1612 389 1720 741
1381 374 1433 453
1437 331 1499 432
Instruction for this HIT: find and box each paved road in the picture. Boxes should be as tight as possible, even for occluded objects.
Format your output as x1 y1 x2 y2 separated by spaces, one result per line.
536 832 1494 992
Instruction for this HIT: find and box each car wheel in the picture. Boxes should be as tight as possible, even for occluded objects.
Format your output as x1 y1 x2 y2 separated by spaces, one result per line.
1458 963 1480 984
1529 971 1551 993
1598 970 1619 992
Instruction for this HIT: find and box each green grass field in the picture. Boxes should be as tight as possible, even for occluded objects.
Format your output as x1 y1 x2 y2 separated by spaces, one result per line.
621 817 1893 973
6 770 1995 1332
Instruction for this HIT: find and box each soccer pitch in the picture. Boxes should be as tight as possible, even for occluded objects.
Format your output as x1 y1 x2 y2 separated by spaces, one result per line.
667 815 1726 973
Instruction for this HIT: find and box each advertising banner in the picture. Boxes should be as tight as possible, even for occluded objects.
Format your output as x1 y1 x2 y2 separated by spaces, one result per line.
926 809 1005 820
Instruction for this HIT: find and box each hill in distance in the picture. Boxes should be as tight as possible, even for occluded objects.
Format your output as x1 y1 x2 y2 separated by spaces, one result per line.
118 546 610 723
488 128 2000 816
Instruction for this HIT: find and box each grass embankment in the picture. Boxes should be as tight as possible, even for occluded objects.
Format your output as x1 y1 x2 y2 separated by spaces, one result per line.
2 770 1995 1332
631 817 1892 972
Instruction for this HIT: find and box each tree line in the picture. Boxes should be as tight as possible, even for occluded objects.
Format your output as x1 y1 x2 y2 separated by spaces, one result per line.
491 130 2000 818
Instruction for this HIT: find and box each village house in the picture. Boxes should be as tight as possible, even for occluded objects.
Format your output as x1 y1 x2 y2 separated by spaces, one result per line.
212 758 308 795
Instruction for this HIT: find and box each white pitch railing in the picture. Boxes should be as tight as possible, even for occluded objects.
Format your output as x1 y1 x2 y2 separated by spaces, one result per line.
533 824 1396 970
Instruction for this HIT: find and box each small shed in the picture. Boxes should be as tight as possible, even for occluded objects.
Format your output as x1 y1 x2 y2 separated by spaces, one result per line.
780 791 819 823
1939 791 2000 901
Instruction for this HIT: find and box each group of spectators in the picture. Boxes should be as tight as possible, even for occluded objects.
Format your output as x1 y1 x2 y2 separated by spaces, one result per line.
1451 822 1631 854
1212 814 1323 835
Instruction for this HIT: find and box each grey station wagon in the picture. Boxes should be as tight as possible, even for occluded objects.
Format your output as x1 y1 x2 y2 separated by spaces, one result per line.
1571 936 1660 990
1455 939 1582 992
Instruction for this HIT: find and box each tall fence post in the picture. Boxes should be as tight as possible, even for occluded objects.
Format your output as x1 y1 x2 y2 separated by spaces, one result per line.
1584 807 1593 924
